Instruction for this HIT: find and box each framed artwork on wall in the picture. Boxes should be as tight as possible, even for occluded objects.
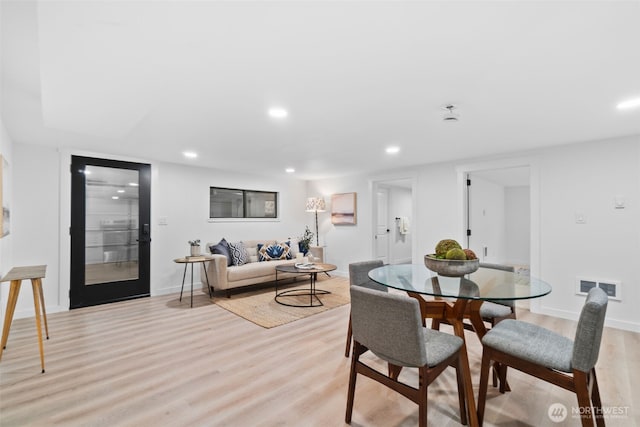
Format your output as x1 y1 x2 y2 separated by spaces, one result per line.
331 192 357 225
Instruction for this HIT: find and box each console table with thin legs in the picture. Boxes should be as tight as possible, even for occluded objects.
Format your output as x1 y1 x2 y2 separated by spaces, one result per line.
173 256 214 307
0 265 49 373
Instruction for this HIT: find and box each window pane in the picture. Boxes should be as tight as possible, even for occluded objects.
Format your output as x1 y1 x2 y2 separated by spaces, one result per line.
210 188 244 218
84 166 139 285
245 191 277 218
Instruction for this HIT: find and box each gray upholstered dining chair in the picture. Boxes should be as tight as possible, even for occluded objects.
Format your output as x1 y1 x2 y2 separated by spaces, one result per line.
344 260 385 357
477 263 517 327
477 287 608 427
346 286 468 427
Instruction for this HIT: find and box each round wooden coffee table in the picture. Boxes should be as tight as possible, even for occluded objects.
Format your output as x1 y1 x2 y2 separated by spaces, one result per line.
274 263 337 307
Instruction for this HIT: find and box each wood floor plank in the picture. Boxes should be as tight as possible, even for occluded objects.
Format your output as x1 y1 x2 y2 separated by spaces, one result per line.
0 291 637 426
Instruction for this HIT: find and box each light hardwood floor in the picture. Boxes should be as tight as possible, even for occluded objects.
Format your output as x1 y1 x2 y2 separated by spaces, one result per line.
0 286 638 427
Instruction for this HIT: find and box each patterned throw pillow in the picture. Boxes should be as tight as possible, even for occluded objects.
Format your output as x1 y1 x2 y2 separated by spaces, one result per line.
209 238 232 267
279 241 293 259
257 242 290 261
228 241 248 266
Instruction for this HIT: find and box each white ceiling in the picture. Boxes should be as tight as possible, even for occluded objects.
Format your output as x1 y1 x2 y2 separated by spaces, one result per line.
2 1 639 180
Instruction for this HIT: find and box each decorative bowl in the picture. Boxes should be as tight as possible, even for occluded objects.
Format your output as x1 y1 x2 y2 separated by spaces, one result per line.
424 254 479 277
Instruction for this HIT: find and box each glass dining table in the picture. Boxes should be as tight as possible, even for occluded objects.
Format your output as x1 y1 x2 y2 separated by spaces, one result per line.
368 263 552 427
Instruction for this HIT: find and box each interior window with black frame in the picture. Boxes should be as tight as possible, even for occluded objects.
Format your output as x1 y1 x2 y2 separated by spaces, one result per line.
210 187 278 219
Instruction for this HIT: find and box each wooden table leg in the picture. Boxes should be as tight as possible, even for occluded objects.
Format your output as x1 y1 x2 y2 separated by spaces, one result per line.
467 300 510 393
408 292 479 427
35 278 49 339
31 279 46 373
0 280 22 359
449 300 479 427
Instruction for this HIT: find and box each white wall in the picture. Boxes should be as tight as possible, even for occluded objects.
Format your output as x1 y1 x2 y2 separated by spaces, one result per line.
0 117 14 333
149 161 308 295
536 136 640 331
505 186 530 265
9 144 61 316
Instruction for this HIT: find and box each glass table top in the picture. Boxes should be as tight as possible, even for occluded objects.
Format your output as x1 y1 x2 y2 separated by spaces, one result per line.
368 264 552 301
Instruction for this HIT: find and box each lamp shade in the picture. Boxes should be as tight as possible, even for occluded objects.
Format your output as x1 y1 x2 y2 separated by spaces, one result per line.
305 197 326 212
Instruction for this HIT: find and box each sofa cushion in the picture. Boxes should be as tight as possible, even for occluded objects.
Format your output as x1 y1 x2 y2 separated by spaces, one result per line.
257 243 290 261
229 241 248 266
210 238 232 266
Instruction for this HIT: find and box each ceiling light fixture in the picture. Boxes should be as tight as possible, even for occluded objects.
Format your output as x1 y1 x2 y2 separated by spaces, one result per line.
285 167 295 173
386 146 400 154
268 108 288 118
443 104 459 121
183 151 198 159
112 196 119 200
117 190 125 193
129 182 139 187
617 97 640 110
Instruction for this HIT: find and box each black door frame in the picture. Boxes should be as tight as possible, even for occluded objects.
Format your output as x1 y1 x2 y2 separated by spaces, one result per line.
70 156 151 309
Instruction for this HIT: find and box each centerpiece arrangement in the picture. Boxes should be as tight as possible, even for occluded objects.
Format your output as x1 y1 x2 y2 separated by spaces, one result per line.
424 239 479 277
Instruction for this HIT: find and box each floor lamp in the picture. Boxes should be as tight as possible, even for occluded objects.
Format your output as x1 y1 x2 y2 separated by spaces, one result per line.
305 197 326 246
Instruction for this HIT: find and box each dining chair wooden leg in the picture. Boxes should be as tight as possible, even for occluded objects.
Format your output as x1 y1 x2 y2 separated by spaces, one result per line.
388 363 402 380
574 370 596 427
477 348 492 426
345 341 364 423
344 313 352 357
590 369 605 427
455 354 468 426
418 366 428 427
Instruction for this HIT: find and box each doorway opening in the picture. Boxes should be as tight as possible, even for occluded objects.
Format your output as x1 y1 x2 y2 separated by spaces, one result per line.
372 179 414 265
465 166 531 275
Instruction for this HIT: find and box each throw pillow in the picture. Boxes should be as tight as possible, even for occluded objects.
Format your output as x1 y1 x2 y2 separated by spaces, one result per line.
279 240 293 259
210 238 232 267
228 241 248 266
257 243 290 261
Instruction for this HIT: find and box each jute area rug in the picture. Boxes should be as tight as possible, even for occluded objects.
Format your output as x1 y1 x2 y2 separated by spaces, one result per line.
211 275 350 328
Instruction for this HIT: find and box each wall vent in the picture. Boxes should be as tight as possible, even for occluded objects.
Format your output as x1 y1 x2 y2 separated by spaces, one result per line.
576 277 621 300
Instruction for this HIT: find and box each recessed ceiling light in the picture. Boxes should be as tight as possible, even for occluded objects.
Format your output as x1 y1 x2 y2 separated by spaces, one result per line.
386 146 400 154
268 108 288 118
82 170 91 175
183 151 198 159
285 168 295 173
117 189 125 193
129 182 139 187
617 97 640 110
112 196 119 200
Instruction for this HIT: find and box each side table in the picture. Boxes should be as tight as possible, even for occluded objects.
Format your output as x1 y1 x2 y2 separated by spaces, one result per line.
173 256 214 307
0 265 48 373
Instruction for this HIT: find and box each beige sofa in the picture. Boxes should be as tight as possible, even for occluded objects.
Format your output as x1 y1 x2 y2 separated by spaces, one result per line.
200 239 324 296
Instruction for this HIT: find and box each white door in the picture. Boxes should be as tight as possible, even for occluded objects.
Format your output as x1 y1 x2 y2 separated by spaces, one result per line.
374 188 390 264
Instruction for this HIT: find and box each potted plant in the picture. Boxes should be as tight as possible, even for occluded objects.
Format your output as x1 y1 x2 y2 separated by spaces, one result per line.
188 239 201 257
298 226 314 255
